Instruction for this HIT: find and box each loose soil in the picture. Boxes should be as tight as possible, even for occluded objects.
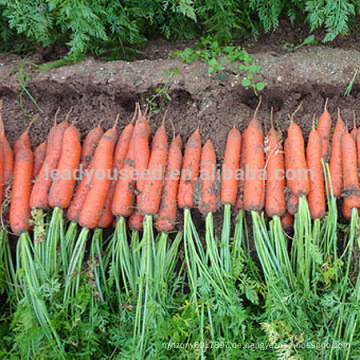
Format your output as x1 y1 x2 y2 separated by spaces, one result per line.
0 39 359 239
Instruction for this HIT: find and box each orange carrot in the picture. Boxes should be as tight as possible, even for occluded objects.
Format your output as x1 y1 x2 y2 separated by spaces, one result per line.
178 127 201 209
33 141 46 180
48 125 81 209
119 108 151 226
221 127 241 205
351 112 357 141
10 130 33 234
342 200 353 219
80 125 104 170
287 194 299 215
112 128 136 218
306 117 325 219
128 208 144 231
281 212 293 231
341 132 360 211
134 108 150 194
235 129 246 210
329 109 346 197
199 140 217 215
67 162 93 222
317 98 331 160
79 120 118 229
0 100 13 185
97 121 134 228
265 109 285 217
286 103 310 197
30 113 69 209
139 121 168 215
155 134 182 232
0 144 3 206
284 137 298 215
67 122 104 222
244 100 265 212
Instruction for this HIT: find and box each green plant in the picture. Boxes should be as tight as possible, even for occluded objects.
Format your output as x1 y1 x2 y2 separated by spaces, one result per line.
281 34 318 51
174 38 265 95
239 52 265 96
344 67 359 97
146 69 179 114
0 0 360 59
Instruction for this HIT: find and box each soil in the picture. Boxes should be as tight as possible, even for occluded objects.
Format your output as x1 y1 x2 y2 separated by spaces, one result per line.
0 30 359 240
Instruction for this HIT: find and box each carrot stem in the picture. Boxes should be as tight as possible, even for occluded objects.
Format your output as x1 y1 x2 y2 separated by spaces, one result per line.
220 204 232 272
63 227 89 309
233 209 248 258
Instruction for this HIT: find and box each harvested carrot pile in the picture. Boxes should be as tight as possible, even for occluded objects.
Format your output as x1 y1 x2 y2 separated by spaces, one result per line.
1 99 360 360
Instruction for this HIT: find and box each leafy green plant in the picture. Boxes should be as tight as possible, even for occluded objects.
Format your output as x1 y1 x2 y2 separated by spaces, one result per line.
239 53 265 96
0 0 359 59
174 37 265 95
146 69 179 114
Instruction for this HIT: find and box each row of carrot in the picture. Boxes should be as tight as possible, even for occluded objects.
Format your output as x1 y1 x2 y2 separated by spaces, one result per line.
0 99 358 240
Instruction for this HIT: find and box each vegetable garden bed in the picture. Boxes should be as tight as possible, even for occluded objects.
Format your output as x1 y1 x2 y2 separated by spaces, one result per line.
1 45 360 359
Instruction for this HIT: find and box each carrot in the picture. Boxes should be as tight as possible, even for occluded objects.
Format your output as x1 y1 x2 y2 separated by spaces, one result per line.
284 137 298 215
48 125 81 209
199 140 217 214
351 112 357 141
67 122 104 222
129 113 152 227
221 126 241 205
235 129 246 209
244 99 265 212
286 103 310 197
306 117 325 219
287 194 299 215
341 132 360 210
128 209 144 231
79 118 118 229
342 200 353 219
178 127 201 209
112 126 136 218
317 98 331 160
281 212 293 231
134 106 151 194
67 164 92 222
0 100 13 185
139 120 168 215
329 109 346 197
265 109 285 217
155 134 182 232
30 110 69 209
9 129 33 234
80 124 104 170
98 120 134 228
33 141 46 180
0 144 4 206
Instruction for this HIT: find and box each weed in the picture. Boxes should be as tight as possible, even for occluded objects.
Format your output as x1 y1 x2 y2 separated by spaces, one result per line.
174 37 265 95
344 67 359 97
146 69 179 114
281 35 318 52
